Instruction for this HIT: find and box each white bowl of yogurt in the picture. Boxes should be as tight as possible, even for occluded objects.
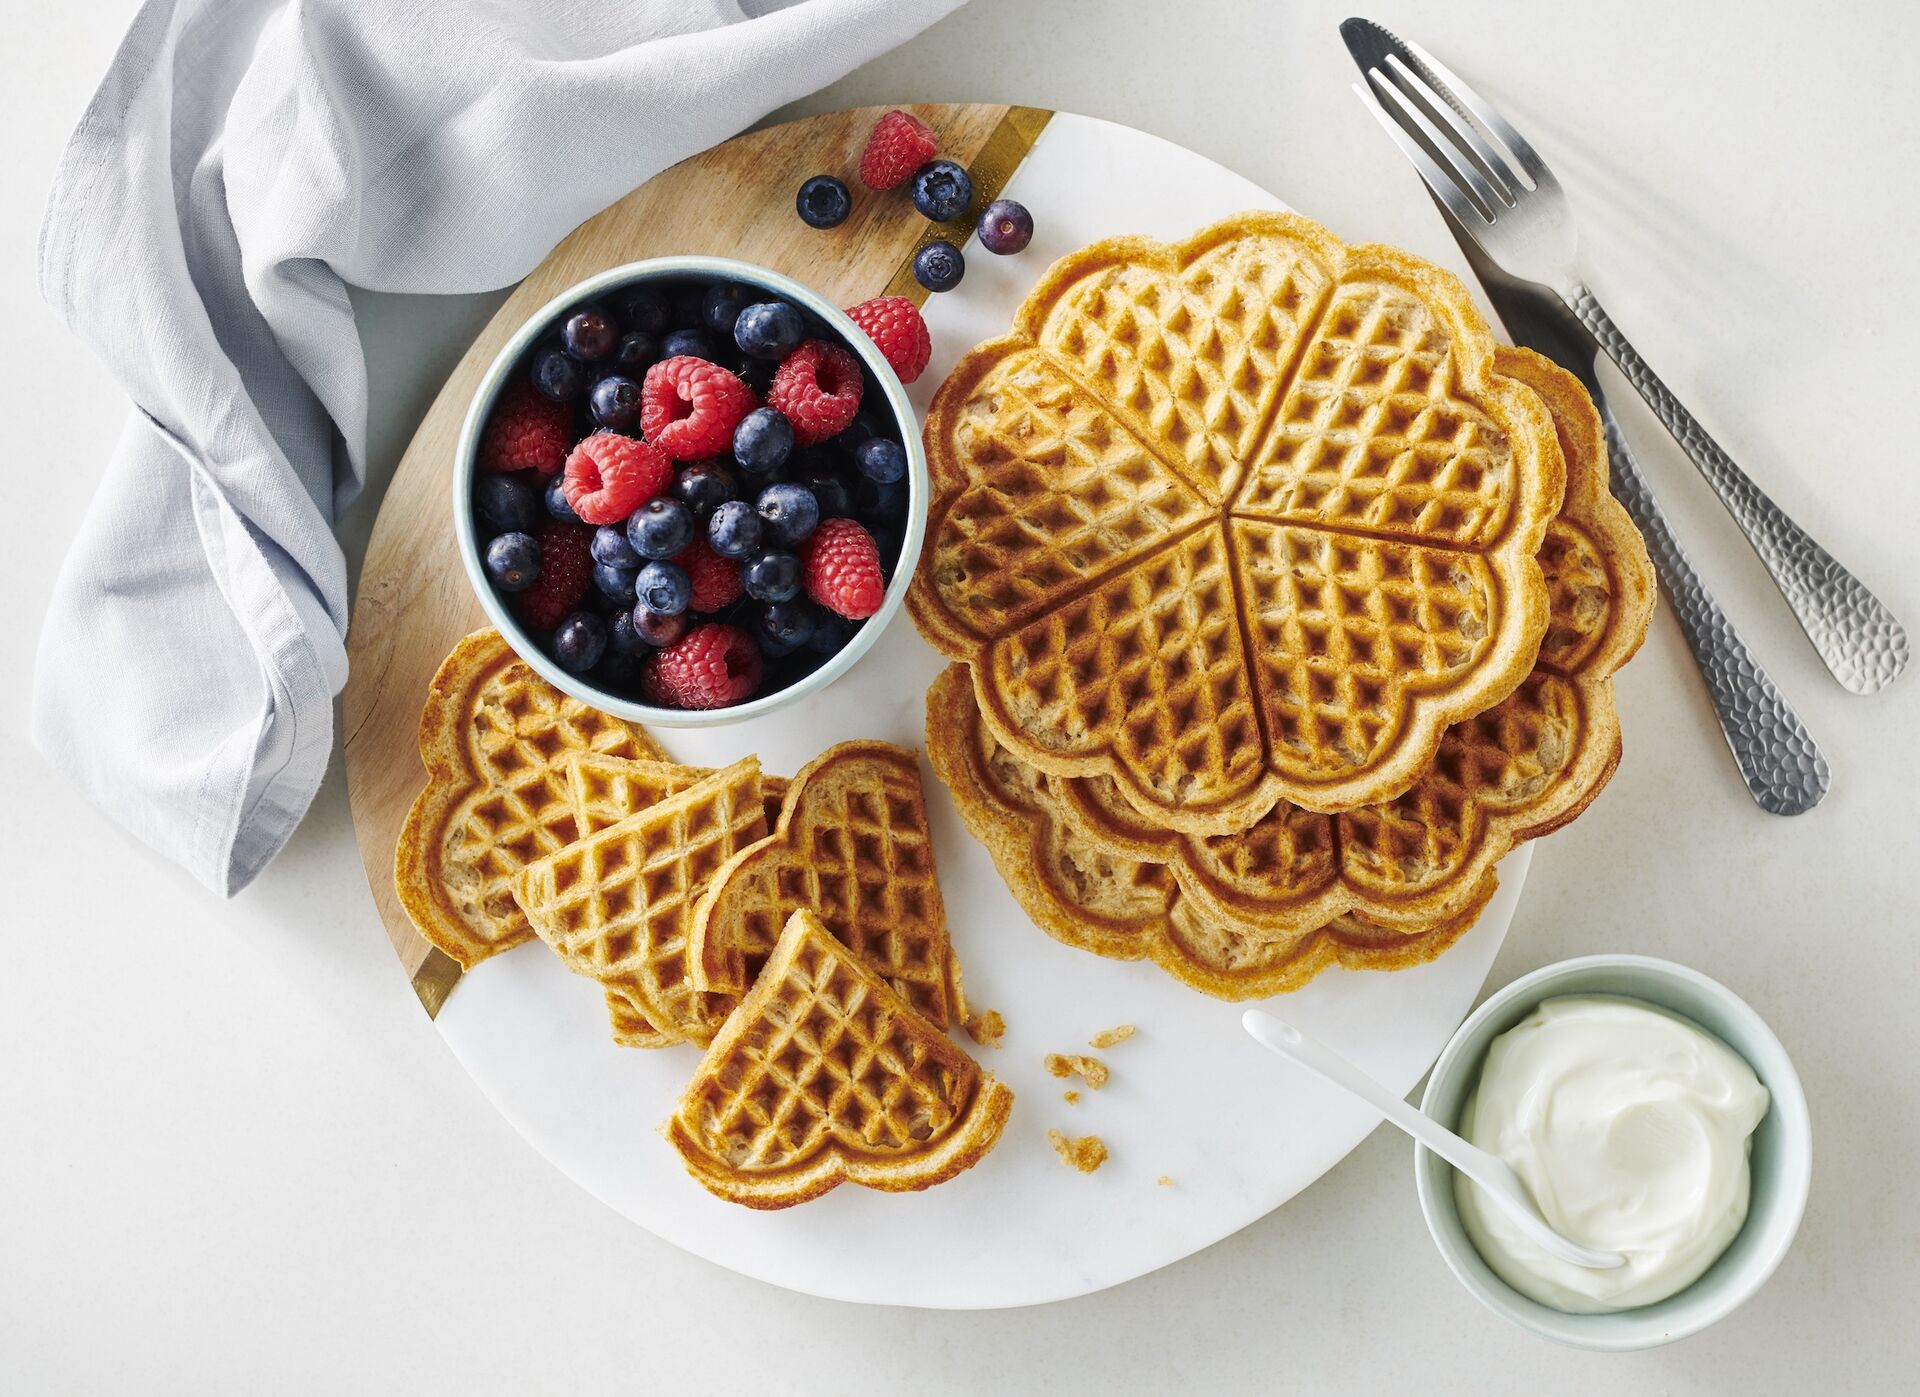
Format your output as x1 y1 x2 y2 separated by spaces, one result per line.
1416 955 1811 1350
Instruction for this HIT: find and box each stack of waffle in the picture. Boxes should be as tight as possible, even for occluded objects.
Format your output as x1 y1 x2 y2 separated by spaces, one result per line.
909 212 1655 999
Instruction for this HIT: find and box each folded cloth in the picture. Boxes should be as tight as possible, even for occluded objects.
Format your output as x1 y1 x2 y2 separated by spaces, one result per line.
36 0 962 896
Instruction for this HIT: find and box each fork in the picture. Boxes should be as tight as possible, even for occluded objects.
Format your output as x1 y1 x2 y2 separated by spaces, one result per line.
1342 17 1908 697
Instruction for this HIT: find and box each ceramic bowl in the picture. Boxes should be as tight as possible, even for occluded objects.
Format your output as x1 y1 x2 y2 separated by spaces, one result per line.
1416 954 1811 1350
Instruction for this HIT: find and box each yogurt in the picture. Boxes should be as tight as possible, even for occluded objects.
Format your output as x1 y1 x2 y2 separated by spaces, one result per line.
1455 995 1770 1314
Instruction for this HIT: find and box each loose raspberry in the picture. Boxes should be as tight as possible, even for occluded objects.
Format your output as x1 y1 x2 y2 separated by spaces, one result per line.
767 340 864 446
641 357 759 462
801 517 886 619
859 109 938 191
676 538 745 613
562 432 673 526
641 623 764 710
844 296 931 384
480 380 572 475
517 522 594 631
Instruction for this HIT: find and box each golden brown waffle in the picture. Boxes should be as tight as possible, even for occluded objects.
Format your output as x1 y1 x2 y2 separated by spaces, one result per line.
664 909 1013 1209
394 629 665 969
909 212 1567 829
606 988 673 1049
563 750 791 837
690 742 961 1028
510 758 772 1044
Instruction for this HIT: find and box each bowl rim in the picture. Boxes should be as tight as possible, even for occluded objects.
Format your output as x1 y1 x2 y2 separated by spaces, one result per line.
1414 953 1812 1351
451 255 929 727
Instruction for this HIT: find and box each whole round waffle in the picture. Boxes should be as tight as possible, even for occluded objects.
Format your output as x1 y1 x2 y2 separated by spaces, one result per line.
908 212 1568 832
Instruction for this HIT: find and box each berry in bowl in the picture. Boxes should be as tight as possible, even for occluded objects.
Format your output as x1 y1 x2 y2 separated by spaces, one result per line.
453 257 929 724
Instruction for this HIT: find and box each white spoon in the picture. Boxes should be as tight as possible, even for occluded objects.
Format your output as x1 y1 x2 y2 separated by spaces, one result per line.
1242 1008 1624 1271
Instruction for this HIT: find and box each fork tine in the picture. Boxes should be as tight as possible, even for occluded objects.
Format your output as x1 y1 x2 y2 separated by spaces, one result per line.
1351 80 1493 230
1400 35 1559 193
1381 55 1515 207
1366 70 1505 222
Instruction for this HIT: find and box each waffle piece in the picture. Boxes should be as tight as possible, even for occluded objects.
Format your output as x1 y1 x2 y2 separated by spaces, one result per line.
564 750 791 837
910 212 1566 827
606 988 673 1049
664 909 1013 1209
510 758 771 1044
926 662 1495 1000
690 742 960 1028
394 629 665 968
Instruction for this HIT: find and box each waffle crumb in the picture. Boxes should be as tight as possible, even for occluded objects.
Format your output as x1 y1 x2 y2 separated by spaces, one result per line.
1048 1129 1108 1174
964 1009 1006 1048
1157 1175 1173 1187
1044 1053 1109 1088
1088 1024 1136 1049
1063 1090 1080 1104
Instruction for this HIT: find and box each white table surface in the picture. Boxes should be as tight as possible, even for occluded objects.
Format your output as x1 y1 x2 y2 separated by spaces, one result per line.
3 1 1914 1390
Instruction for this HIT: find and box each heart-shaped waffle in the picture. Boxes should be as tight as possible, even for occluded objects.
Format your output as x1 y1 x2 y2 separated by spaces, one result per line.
909 212 1567 830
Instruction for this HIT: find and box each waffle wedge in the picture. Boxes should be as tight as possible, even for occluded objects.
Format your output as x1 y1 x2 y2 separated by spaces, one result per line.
510 757 772 1045
909 211 1567 829
690 742 961 1028
562 751 791 837
394 629 665 969
665 908 1013 1209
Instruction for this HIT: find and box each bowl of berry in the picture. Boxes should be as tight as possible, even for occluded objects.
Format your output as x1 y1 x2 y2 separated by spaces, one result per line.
455 257 930 722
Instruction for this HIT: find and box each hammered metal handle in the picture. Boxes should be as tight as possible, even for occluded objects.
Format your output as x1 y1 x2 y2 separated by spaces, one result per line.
1568 284 1908 695
1596 395 1830 814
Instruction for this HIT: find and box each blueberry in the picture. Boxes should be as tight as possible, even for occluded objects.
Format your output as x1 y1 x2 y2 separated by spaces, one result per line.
634 560 692 616
855 474 907 523
530 345 585 401
474 473 540 534
912 240 965 293
807 609 860 654
734 301 805 361
800 468 852 518
593 561 638 604
701 283 754 337
839 413 882 452
614 287 670 335
552 612 607 672
755 482 821 547
795 174 851 229
484 532 540 593
707 499 764 559
607 609 652 657
592 525 640 569
910 160 974 222
978 198 1034 255
742 550 801 603
853 437 907 484
625 496 694 560
674 460 740 517
661 328 717 362
613 331 659 375
589 374 640 431
733 408 795 475
544 474 582 523
562 305 618 362
758 599 820 652
631 605 690 649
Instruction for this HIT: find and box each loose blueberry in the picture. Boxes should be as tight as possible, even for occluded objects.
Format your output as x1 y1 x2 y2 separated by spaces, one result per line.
475 473 540 534
484 532 541 592
733 408 795 476
853 437 907 484
855 474 907 523
552 612 608 672
707 499 764 560
755 482 821 548
593 561 638 604
910 159 974 222
758 598 819 652
592 525 640 570
630 605 690 649
795 174 852 229
806 609 860 654
977 198 1034 255
589 374 640 431
913 240 965 293
733 301 805 361
661 328 717 362
674 460 740 517
562 305 618 362
634 560 692 616
743 550 802 603
544 473 582 523
530 345 585 401
608 609 652 657
614 287 670 335
613 331 659 374
701 283 754 337
801 468 852 519
625 496 695 560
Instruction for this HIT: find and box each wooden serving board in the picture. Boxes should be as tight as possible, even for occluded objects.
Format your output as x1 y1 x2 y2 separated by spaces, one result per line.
342 104 1051 1014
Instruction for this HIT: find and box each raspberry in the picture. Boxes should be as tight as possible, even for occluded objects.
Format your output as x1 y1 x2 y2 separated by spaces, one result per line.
480 380 572 475
562 432 673 526
641 357 759 461
844 296 931 384
858 109 937 191
767 340 864 446
800 517 886 619
516 522 594 631
676 538 744 613
641 623 764 709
